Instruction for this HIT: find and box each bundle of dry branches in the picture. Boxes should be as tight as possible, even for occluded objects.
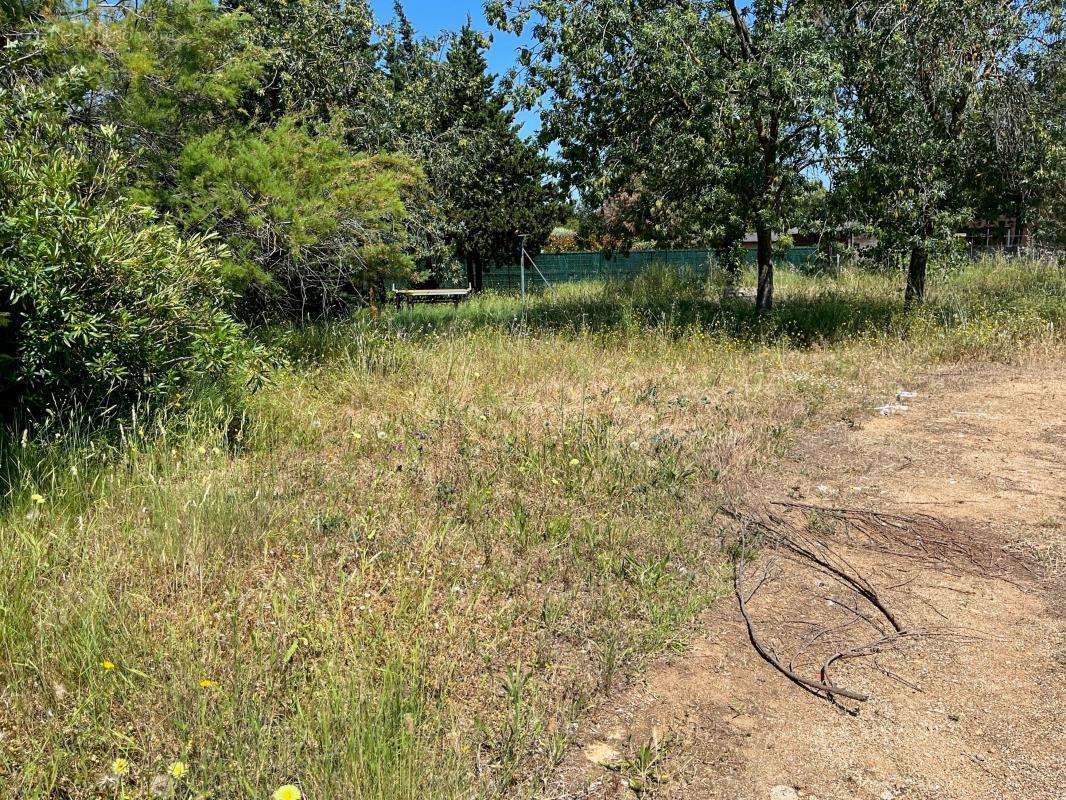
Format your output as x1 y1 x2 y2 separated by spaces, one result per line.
720 502 948 708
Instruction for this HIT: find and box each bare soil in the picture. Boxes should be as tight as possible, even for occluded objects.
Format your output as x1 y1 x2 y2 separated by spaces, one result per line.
545 365 1065 800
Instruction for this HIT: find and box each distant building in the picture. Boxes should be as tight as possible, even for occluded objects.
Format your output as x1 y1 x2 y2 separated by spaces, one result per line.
962 217 1029 253
740 226 877 251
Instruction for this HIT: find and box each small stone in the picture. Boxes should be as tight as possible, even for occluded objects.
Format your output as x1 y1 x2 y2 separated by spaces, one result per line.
150 775 171 797
877 403 909 415
769 786 800 800
584 741 621 767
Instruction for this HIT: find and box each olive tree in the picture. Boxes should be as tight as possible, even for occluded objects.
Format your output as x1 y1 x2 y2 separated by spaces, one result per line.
489 0 839 311
830 0 1047 305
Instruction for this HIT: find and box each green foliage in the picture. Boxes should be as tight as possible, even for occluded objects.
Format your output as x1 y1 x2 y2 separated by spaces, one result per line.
966 10 1065 245
0 0 57 34
827 0 1057 301
174 118 424 316
5 0 559 314
114 0 263 132
489 0 840 310
234 0 388 142
419 23 561 278
832 0 1020 244
602 263 711 306
2 0 1057 422
54 0 268 202
10 0 431 318
0 81 249 416
373 17 563 282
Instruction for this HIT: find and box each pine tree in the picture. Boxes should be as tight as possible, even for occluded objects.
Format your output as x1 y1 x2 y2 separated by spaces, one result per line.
427 22 559 287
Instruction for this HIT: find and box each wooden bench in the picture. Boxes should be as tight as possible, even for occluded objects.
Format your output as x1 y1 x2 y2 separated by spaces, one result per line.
392 285 473 308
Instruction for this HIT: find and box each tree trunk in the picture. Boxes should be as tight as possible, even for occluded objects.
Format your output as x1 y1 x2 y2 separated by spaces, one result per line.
1013 197 1027 254
466 255 485 292
755 219 774 313
0 295 21 424
904 241 928 308
473 254 484 292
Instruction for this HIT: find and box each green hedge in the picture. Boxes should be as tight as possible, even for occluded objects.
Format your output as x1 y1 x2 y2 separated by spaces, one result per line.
0 82 250 418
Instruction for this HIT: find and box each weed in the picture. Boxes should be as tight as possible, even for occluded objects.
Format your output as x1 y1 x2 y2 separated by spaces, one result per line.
0 258 1061 798
620 731 671 794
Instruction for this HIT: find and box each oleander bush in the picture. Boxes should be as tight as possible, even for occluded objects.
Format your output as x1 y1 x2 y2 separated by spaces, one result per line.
0 81 249 418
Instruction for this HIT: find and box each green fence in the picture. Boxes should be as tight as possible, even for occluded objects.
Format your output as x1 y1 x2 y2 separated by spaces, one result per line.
482 247 819 292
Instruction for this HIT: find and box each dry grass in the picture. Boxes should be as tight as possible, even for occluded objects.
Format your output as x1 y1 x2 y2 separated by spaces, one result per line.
1 259 1062 799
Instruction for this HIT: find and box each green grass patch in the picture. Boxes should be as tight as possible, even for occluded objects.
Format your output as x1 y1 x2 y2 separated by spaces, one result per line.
1 258 1063 798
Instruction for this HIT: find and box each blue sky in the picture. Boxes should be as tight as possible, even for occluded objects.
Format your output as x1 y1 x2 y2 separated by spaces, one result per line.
370 0 540 135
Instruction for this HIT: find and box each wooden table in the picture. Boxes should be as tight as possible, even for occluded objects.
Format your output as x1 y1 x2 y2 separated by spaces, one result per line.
392 286 473 308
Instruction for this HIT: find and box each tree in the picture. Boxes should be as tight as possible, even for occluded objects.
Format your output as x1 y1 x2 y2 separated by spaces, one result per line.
967 7 1065 247
101 0 267 203
830 0 1040 305
426 22 559 287
0 76 248 416
382 0 438 142
5 0 431 319
229 0 391 150
489 0 839 311
175 119 424 317
1 0 53 45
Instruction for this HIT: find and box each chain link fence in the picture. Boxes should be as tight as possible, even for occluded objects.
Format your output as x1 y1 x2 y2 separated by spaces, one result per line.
482 247 819 292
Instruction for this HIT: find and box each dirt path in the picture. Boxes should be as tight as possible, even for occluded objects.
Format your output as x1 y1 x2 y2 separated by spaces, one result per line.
546 366 1065 800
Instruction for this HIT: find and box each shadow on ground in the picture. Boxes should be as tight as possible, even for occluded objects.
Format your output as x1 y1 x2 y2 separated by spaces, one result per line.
388 289 906 348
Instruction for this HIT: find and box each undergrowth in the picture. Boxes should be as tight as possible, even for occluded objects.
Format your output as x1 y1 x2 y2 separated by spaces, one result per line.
1 258 1062 798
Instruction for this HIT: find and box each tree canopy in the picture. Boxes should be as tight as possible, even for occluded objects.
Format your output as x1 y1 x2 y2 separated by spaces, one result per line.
0 0 560 413
491 0 1063 307
828 0 1054 305
6 0 1060 316
490 0 841 310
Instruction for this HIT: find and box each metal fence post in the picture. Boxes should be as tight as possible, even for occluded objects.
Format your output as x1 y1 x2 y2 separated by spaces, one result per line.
519 234 528 302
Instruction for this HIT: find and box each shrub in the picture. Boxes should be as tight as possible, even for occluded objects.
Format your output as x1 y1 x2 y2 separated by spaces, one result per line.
174 118 424 318
0 80 250 418
602 262 710 306
543 226 579 253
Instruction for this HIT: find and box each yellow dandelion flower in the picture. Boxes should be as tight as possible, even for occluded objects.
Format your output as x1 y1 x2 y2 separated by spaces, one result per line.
198 678 219 689
101 660 116 670
168 761 188 779
272 784 302 800
569 458 580 466
111 758 130 776
30 493 45 504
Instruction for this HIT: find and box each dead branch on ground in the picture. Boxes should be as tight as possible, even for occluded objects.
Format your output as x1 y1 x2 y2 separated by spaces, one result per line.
723 503 923 709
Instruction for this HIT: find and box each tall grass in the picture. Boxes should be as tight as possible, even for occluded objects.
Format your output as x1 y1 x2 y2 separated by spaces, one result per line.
1 258 1062 799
